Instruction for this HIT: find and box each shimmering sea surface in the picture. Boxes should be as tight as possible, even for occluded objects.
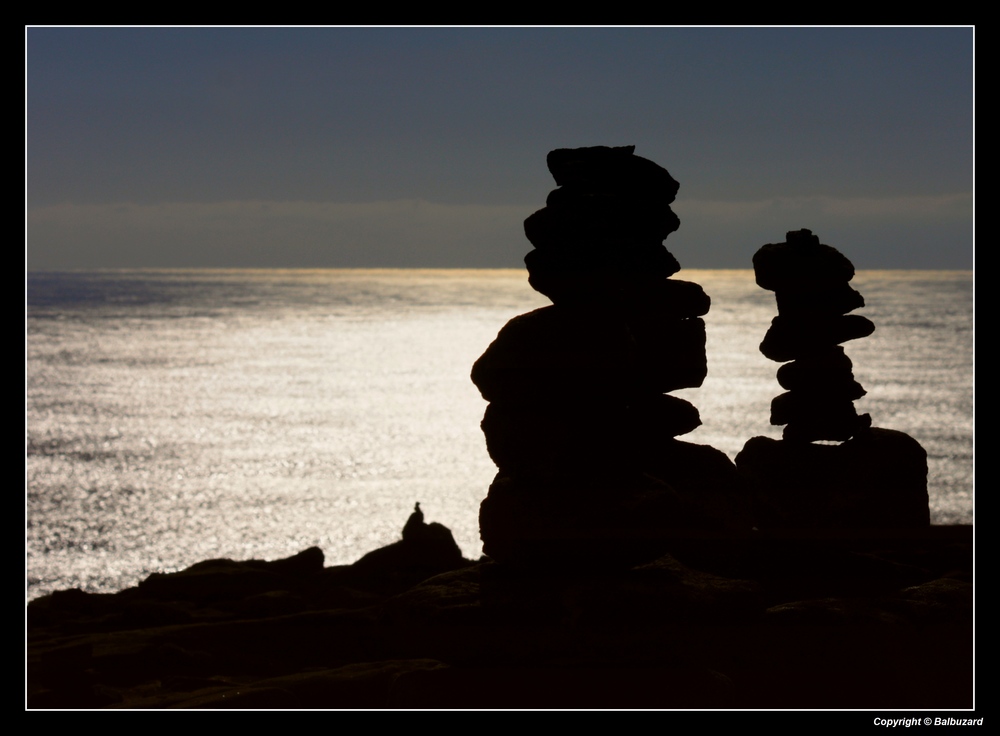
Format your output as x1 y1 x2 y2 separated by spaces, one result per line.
26 269 973 599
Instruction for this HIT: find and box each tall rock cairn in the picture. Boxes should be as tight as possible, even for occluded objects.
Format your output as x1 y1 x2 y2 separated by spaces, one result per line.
736 230 929 528
472 146 747 566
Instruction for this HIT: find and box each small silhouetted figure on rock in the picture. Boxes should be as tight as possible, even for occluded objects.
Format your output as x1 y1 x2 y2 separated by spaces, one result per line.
736 230 929 529
402 502 424 541
350 503 467 589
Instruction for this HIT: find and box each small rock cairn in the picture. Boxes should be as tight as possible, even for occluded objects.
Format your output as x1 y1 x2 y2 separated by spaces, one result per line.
736 230 929 528
472 146 746 566
754 229 875 442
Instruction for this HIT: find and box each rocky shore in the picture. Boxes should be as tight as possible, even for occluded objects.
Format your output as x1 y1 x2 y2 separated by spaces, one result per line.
27 505 972 709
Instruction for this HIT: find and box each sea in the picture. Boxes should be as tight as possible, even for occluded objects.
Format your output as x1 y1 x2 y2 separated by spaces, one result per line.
26 269 973 600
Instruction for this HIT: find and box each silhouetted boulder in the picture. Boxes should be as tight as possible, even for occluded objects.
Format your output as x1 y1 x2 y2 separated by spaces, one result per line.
770 388 868 425
759 314 875 362
478 472 686 568
775 346 855 391
480 400 632 476
774 282 865 316
753 229 855 292
780 407 871 443
470 305 638 404
642 440 754 531
524 242 681 303
737 428 930 528
524 200 681 249
138 547 325 602
628 315 708 393
546 145 680 201
480 395 704 478
620 278 711 319
627 394 704 442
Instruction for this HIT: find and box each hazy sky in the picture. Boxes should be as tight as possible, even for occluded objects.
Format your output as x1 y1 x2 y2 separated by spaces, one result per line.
26 27 973 270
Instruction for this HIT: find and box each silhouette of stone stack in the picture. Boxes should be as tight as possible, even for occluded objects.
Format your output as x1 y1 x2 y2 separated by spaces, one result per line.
754 228 874 442
736 230 929 528
473 146 749 567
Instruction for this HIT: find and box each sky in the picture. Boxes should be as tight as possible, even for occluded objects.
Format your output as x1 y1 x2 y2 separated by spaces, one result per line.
26 27 973 270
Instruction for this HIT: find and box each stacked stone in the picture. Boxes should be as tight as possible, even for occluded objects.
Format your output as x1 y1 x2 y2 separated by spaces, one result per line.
736 230 929 528
521 145 683 305
753 228 874 442
472 146 748 566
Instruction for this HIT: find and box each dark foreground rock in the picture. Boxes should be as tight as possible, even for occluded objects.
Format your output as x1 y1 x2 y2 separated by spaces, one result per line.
27 507 972 709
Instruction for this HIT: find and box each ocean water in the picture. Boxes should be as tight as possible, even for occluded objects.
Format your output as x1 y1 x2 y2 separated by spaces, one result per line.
26 269 973 599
